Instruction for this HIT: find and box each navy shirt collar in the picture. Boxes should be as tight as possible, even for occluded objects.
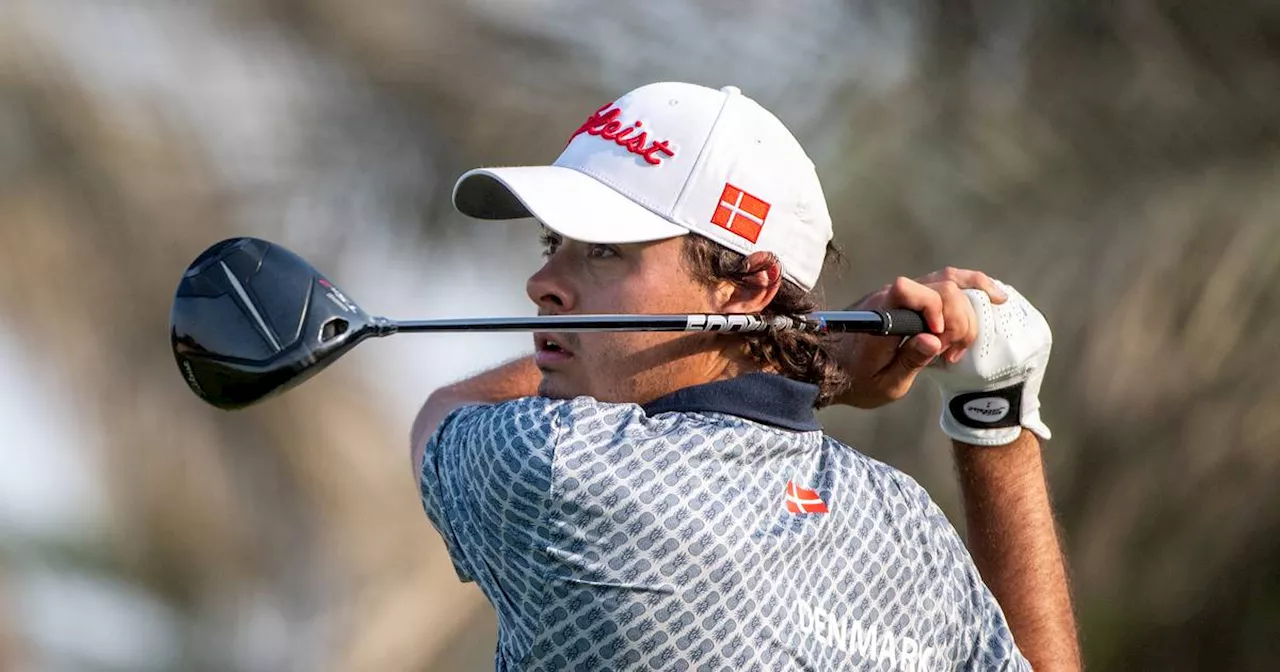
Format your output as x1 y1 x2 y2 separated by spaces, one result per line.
640 373 822 432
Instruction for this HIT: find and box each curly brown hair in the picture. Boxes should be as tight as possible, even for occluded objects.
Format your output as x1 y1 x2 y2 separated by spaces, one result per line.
681 235 850 407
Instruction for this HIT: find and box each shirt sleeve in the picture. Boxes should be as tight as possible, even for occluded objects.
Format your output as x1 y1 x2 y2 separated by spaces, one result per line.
966 580 1033 671
417 397 567 585
891 468 1033 671
929 505 1033 670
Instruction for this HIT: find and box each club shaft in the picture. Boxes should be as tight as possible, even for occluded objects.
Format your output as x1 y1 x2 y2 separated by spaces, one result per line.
376 310 925 336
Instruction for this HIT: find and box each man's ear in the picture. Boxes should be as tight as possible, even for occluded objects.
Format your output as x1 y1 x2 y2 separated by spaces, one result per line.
717 251 783 313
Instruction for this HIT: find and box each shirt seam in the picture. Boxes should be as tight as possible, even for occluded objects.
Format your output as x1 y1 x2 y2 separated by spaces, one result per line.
517 398 572 668
419 405 477 583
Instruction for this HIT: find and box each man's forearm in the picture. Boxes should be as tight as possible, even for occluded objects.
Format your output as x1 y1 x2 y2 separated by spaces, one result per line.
431 355 541 406
953 430 1082 671
410 355 540 470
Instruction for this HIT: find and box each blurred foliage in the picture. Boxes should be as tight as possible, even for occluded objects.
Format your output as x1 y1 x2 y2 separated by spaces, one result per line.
0 0 1277 670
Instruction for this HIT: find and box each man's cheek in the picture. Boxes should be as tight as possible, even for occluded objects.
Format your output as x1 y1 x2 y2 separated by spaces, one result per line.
577 335 636 381
578 333 625 360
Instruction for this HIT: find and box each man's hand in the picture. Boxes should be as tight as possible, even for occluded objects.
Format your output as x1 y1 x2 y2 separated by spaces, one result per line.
923 282 1052 446
831 267 1007 409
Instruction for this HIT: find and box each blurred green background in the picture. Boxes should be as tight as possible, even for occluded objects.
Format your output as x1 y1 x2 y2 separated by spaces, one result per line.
1 1 1278 670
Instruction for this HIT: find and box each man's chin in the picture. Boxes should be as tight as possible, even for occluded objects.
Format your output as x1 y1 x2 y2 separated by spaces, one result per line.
536 375 578 400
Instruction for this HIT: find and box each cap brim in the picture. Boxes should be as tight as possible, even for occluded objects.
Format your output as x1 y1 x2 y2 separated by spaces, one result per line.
452 166 688 244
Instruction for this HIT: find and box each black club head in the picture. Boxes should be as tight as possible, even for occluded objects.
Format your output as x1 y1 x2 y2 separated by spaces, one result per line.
170 237 377 409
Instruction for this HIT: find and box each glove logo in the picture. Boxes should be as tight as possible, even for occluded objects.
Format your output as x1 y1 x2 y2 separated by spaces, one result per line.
948 385 1024 430
962 397 1010 423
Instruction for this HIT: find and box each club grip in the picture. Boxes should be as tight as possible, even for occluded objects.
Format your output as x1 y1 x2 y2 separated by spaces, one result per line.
878 309 929 336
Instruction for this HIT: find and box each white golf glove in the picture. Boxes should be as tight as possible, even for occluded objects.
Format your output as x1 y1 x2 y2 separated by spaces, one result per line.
922 280 1053 446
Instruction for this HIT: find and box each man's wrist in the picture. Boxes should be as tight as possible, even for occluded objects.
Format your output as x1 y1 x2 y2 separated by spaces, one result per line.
937 382 1052 447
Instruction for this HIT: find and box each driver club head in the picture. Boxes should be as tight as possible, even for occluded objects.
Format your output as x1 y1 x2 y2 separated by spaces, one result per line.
170 237 379 410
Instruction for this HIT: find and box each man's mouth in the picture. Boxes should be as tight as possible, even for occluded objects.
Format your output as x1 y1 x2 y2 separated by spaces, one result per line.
534 333 574 366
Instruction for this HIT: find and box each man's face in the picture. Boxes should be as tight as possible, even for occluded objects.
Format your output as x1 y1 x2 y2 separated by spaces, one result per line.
526 229 726 404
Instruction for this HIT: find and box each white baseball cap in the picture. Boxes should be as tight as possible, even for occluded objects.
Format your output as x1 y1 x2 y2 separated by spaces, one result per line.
452 82 834 291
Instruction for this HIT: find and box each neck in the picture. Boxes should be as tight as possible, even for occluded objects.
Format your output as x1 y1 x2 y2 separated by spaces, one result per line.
714 356 772 382
619 342 774 407
700 342 777 386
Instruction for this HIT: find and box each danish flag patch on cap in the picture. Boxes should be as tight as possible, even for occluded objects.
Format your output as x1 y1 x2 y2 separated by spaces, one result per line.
784 480 829 514
712 183 770 243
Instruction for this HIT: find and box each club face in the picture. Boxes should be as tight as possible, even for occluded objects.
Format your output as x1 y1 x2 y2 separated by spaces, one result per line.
170 237 376 410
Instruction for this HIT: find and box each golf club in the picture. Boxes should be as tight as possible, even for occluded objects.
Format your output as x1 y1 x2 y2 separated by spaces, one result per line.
171 236 929 410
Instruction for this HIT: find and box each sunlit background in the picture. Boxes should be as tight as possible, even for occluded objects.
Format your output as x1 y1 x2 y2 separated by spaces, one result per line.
1 1 1278 670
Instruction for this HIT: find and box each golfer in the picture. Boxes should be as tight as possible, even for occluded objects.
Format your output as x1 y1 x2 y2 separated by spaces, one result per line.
412 82 1080 671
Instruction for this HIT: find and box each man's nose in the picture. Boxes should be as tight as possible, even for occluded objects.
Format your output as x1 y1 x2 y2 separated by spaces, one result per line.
526 255 575 314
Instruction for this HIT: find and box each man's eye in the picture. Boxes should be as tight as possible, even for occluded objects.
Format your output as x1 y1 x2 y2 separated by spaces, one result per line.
587 244 618 259
539 234 561 257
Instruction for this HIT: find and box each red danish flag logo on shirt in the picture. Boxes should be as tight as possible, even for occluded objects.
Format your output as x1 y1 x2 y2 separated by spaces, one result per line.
785 480 829 514
711 183 770 244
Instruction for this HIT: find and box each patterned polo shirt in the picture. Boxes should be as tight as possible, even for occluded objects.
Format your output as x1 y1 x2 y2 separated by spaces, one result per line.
419 373 1031 671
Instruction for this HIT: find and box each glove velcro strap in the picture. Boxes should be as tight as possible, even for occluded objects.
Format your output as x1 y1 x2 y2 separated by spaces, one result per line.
947 384 1024 430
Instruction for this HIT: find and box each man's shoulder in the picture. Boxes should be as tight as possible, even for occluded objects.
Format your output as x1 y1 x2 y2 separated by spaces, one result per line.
432 394 664 456
443 394 644 429
819 434 930 491
817 434 958 531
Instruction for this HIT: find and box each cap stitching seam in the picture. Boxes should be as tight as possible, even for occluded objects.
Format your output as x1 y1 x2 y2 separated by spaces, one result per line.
669 92 733 216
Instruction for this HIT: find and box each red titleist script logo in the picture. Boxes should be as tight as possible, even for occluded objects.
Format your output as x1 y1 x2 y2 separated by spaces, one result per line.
711 183 770 243
567 104 676 165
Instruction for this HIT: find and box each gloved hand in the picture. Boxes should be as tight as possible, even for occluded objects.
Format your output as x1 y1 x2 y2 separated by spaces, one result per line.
921 280 1052 446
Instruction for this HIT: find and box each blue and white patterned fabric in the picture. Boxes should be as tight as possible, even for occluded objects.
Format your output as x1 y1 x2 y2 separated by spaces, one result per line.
419 373 1031 671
